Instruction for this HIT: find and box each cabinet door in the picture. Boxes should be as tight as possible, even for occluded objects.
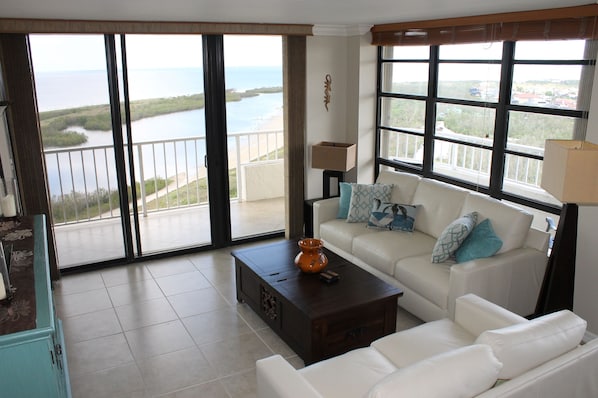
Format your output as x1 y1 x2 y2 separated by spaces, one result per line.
53 319 72 398
0 336 62 398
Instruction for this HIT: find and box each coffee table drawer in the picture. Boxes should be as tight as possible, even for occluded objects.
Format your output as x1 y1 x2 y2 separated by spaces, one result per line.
311 298 396 361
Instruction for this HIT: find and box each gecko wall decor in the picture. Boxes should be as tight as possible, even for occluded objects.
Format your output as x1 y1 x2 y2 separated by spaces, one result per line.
324 74 331 111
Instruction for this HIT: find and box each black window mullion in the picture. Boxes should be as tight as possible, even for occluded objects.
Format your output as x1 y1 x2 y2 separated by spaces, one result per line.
104 34 135 261
374 45 384 178
489 41 514 198
422 45 439 177
202 35 231 248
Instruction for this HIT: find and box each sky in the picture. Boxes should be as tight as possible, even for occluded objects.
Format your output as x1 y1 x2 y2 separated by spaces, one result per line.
391 40 587 82
29 34 283 72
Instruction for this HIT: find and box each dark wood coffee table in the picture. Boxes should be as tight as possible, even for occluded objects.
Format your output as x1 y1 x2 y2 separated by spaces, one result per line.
232 239 402 364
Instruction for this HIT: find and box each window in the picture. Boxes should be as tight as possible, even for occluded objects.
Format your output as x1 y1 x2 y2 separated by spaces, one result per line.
377 39 596 211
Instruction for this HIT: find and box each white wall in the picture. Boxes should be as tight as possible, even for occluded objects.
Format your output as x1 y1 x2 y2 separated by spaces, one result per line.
574 63 598 336
305 33 377 199
305 35 349 199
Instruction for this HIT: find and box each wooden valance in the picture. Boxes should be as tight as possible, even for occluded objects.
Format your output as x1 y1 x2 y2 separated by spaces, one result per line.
371 4 598 46
0 18 313 36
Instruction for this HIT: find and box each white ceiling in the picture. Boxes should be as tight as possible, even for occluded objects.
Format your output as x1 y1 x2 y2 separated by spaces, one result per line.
0 0 593 29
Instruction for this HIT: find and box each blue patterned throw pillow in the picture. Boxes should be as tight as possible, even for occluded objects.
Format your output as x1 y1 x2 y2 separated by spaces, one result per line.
368 201 419 232
431 212 478 263
346 183 393 223
455 219 503 263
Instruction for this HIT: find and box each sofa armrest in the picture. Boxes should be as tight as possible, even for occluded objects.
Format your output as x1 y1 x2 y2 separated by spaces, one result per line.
454 294 528 337
256 355 323 398
313 197 340 239
524 227 550 253
447 247 548 320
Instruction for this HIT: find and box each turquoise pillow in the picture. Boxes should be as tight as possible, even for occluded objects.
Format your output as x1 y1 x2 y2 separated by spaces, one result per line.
455 219 503 263
431 212 478 263
337 182 353 219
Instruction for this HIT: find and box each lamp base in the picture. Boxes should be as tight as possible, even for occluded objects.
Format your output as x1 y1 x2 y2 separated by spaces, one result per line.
322 170 344 199
534 203 577 316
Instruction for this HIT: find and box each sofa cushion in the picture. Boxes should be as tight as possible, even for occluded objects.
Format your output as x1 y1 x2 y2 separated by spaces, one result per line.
347 183 393 223
394 254 451 309
300 347 397 398
455 218 503 263
475 310 587 379
367 201 419 232
353 231 437 275
411 179 468 238
367 345 502 398
375 170 421 204
460 192 533 254
431 212 477 263
320 219 376 254
372 318 476 368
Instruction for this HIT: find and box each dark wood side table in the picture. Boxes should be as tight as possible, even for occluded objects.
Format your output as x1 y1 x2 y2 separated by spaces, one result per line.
232 239 402 365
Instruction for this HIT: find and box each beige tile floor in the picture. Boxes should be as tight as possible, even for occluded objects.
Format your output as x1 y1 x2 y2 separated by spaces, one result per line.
54 241 423 398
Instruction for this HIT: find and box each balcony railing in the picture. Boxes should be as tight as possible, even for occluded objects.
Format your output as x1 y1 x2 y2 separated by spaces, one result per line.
381 129 556 204
44 129 284 225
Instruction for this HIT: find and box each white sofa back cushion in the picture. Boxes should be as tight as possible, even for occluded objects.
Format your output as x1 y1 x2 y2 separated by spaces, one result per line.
300 347 397 398
475 310 587 379
376 170 421 204
411 179 468 238
460 192 533 254
366 345 502 398
372 318 476 368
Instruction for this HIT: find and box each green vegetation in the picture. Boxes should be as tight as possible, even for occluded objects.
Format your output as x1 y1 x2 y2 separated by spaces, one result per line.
51 171 240 224
389 80 576 147
40 87 283 148
51 177 169 223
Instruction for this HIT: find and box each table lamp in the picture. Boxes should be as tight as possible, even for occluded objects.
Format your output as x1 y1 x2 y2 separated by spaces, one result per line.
311 142 356 198
535 139 598 315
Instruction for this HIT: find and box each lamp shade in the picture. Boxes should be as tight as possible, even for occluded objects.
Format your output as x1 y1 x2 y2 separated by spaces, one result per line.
541 140 598 204
311 142 356 172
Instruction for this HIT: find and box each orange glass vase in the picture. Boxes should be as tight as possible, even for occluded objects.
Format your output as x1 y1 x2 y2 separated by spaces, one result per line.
294 238 328 273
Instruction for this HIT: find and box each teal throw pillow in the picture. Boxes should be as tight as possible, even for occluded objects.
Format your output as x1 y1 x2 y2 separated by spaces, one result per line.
346 183 393 223
431 212 478 263
337 182 353 219
368 201 419 232
455 219 503 263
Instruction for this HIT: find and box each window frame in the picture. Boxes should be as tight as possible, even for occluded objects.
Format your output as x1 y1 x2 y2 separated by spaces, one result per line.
375 40 595 214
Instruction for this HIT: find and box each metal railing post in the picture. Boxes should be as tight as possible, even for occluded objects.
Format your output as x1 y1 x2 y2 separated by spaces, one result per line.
137 144 148 217
236 135 243 202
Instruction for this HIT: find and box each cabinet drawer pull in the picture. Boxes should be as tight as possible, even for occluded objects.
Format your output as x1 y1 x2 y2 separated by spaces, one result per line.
346 327 366 339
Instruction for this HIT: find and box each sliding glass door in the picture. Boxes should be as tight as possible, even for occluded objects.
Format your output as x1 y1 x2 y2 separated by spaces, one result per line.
30 34 128 266
118 35 212 254
30 33 286 269
223 35 285 240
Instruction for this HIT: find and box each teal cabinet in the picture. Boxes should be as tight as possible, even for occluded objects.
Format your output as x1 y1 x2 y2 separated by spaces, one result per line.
0 215 71 398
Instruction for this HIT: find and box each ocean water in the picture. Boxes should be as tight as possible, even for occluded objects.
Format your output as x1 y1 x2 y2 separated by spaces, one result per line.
36 67 284 195
35 66 282 112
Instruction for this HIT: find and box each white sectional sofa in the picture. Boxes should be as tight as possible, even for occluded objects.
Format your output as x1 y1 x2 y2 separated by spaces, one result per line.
257 294 598 398
313 170 550 321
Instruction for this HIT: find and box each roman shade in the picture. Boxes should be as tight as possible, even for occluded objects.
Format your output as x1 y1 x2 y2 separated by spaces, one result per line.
371 4 598 46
